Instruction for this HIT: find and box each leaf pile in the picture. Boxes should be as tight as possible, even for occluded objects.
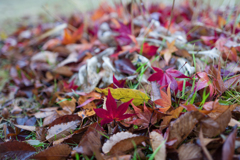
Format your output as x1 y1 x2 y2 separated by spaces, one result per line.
1 1 240 159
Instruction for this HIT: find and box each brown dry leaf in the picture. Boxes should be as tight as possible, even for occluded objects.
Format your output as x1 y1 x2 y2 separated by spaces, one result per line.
178 143 202 160
102 132 148 154
77 96 96 119
57 96 76 114
46 120 81 142
74 123 103 156
160 40 177 65
0 141 36 160
160 106 184 130
228 118 240 127
150 131 166 160
201 105 231 137
2 108 9 119
198 127 213 160
36 127 47 141
222 126 237 160
15 124 36 132
53 66 73 77
11 105 23 115
31 144 71 160
106 155 132 160
48 115 81 129
34 111 55 119
43 111 60 127
168 111 204 148
87 131 105 160
208 61 226 95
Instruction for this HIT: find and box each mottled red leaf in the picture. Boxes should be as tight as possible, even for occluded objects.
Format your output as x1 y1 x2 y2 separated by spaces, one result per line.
148 67 191 94
194 72 214 97
129 103 157 128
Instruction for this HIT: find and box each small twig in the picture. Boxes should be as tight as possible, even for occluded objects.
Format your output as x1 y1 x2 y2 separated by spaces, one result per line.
167 0 175 35
131 0 134 35
233 10 239 35
42 5 77 32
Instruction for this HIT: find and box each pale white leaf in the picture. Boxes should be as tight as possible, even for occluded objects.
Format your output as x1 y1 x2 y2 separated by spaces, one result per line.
15 124 36 131
31 51 58 64
150 131 166 160
46 120 80 142
228 118 240 127
102 132 138 154
34 111 54 119
26 140 41 146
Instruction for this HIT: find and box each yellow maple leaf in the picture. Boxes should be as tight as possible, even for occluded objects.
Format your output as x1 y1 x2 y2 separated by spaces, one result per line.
95 88 149 106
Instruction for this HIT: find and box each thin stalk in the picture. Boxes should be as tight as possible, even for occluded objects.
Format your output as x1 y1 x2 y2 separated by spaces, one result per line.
167 0 175 35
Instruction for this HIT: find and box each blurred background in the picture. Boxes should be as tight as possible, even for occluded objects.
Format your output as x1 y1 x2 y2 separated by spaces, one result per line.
0 0 239 35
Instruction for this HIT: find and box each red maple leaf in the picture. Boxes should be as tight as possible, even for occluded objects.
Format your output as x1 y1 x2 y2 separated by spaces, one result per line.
194 72 214 97
94 89 134 125
112 75 126 88
140 43 159 58
129 102 157 129
148 67 191 94
63 78 78 92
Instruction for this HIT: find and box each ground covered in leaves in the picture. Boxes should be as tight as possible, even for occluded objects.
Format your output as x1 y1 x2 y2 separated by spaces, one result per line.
1 1 240 160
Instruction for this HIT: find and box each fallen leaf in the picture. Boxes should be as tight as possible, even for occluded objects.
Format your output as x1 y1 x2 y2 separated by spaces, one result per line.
129 103 157 129
154 84 171 113
178 143 202 160
228 118 240 127
161 106 184 130
15 124 36 132
46 120 81 142
150 131 166 160
194 72 214 97
31 144 71 160
57 96 76 114
31 51 58 64
77 96 96 119
94 89 134 125
74 123 103 156
53 66 73 77
102 131 148 154
36 127 47 142
222 126 237 160
168 111 204 148
160 40 178 65
114 58 136 75
201 104 231 137
148 67 191 94
0 141 36 160
2 108 9 119
95 87 149 106
198 127 214 160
